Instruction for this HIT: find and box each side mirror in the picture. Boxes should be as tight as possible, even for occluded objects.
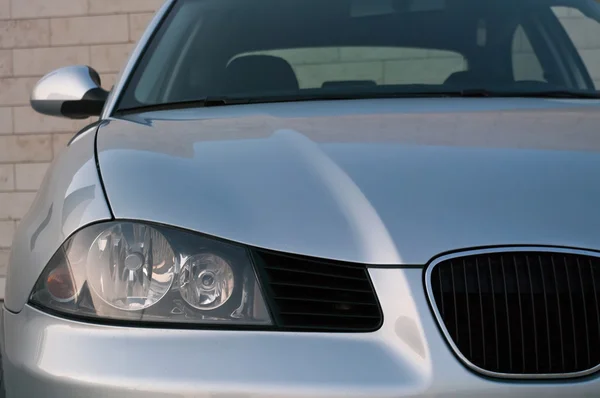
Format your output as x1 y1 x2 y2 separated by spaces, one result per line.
31 65 110 119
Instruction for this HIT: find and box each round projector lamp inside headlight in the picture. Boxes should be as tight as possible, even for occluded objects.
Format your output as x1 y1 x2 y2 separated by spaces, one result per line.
179 253 235 310
86 223 176 311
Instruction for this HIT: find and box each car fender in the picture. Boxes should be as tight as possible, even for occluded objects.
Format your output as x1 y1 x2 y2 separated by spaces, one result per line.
4 124 112 313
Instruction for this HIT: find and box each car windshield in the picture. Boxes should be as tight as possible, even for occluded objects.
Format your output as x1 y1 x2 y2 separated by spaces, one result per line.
116 0 600 112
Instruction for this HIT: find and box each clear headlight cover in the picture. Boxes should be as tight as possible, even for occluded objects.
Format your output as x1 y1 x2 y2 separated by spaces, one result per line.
29 222 272 326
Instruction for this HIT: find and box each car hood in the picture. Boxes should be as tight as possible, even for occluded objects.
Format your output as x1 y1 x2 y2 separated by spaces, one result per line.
97 98 600 265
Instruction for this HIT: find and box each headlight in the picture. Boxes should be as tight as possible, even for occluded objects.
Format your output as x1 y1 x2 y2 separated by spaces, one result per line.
29 222 272 326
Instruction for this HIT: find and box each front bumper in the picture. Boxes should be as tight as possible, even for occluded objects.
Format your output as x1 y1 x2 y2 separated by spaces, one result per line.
2 269 599 397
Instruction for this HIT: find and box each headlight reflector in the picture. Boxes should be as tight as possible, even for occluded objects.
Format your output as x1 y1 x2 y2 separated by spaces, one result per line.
86 223 175 311
179 253 234 310
29 222 272 326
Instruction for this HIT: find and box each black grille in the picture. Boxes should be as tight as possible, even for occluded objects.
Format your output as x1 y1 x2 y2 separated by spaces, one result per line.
252 250 382 332
429 251 600 377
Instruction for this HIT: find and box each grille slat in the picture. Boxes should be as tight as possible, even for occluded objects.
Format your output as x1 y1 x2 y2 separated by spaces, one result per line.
564 256 578 370
590 259 600 355
539 255 553 372
279 312 380 319
254 250 382 332
475 258 486 368
513 256 525 373
550 256 566 372
525 255 539 373
451 262 459 345
438 267 445 318
500 256 514 371
576 258 591 368
488 257 500 370
463 259 473 359
430 251 600 377
273 296 377 306
262 265 367 281
269 281 372 293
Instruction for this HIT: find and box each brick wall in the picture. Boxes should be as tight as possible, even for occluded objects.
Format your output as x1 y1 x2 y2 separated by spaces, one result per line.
0 0 163 290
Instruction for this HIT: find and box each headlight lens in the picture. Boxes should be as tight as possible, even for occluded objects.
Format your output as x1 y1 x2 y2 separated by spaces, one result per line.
179 253 235 310
29 222 272 326
87 223 175 311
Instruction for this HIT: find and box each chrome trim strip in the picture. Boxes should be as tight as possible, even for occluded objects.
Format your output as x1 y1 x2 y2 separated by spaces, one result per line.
425 246 600 380
101 0 176 119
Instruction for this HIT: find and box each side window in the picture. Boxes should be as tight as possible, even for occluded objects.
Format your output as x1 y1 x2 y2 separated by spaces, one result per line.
233 47 467 88
552 6 600 88
512 25 545 82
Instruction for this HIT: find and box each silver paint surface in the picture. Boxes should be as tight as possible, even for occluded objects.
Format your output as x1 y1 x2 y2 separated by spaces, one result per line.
4 268 600 397
5 126 112 312
30 65 103 118
97 97 600 264
7 93 600 396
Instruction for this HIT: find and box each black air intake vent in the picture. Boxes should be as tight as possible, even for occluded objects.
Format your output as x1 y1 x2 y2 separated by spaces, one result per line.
429 251 600 377
252 250 382 332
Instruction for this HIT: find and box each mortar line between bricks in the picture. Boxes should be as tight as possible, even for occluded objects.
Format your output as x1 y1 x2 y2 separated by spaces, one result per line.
2 131 83 136
12 43 134 51
9 71 121 79
0 11 155 23
2 40 133 51
0 162 52 166
11 163 15 193
10 107 14 134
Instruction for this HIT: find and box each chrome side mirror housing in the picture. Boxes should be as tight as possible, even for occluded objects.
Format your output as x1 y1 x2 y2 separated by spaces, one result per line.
31 65 110 119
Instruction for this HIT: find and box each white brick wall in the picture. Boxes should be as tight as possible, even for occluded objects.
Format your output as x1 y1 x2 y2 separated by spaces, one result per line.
0 0 162 279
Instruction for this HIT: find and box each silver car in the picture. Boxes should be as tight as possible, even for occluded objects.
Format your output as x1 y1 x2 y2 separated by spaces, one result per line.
3 0 600 396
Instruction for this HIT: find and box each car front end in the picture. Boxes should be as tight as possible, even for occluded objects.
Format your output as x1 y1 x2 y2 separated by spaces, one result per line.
4 0 600 396
9 263 599 398
5 98 600 397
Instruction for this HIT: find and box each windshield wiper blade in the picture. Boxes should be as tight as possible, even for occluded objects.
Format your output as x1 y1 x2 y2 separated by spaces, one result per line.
116 89 600 115
243 90 600 101
497 90 600 99
116 92 449 114
116 97 249 115
437 89 600 99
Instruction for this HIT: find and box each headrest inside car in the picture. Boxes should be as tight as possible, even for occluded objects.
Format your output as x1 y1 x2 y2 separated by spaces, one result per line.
322 80 377 88
223 55 299 96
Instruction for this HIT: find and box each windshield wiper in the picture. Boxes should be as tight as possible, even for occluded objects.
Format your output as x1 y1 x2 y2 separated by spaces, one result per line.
447 89 600 99
116 97 250 115
116 89 600 115
509 90 600 99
